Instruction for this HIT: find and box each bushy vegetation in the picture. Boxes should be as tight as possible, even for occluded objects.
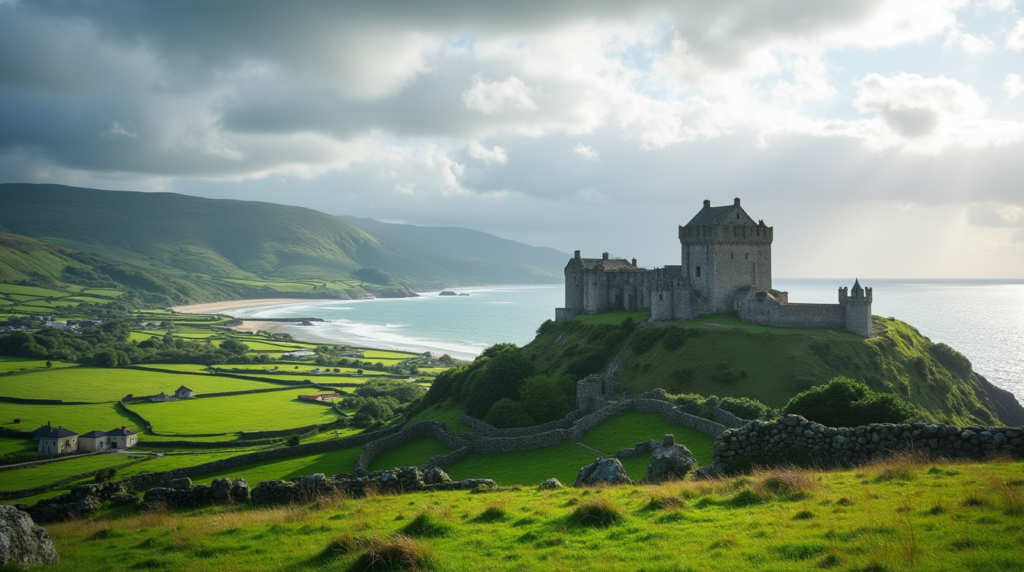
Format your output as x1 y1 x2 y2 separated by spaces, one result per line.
340 379 427 425
783 376 918 427
416 343 576 428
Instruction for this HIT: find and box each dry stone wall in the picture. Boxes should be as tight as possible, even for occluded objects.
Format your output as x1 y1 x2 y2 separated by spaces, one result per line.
472 398 727 454
713 414 1024 470
355 422 470 470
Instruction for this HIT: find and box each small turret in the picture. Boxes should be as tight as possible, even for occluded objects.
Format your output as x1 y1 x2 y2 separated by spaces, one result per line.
842 279 872 337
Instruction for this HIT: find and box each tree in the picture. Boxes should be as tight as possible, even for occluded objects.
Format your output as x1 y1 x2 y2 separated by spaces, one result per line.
438 354 455 365
219 338 249 355
357 369 364 376
485 398 535 428
783 377 917 427
519 375 569 423
465 349 535 418
45 361 52 368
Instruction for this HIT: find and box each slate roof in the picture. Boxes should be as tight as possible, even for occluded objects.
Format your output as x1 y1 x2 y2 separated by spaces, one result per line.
684 205 735 227
80 430 107 438
578 258 636 271
176 385 192 393
106 427 137 436
31 425 78 439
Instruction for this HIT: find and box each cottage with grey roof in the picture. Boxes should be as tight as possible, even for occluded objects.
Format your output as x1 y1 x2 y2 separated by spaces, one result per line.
556 198 873 337
31 422 78 455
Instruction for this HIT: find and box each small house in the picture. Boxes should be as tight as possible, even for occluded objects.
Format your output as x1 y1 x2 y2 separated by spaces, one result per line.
105 426 138 449
174 386 194 399
298 392 341 402
31 422 78 455
151 391 174 402
79 430 110 452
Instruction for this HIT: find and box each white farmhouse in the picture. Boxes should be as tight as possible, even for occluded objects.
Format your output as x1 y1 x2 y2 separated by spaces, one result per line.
31 423 78 455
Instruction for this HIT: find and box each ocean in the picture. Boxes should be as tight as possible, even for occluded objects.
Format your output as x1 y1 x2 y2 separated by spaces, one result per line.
229 280 1024 403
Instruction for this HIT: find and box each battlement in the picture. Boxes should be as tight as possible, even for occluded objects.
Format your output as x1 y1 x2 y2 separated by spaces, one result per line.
678 224 773 244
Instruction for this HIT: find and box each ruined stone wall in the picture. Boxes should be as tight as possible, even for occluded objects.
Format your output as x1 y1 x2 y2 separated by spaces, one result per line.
736 289 846 330
575 374 608 412
713 414 1024 470
354 422 470 471
460 411 584 438
471 398 728 455
117 423 407 492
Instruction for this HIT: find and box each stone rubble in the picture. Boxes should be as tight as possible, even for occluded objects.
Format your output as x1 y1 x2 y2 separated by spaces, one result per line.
646 434 698 483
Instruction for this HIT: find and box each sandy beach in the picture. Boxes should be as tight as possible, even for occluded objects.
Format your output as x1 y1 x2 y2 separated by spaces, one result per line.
171 298 335 315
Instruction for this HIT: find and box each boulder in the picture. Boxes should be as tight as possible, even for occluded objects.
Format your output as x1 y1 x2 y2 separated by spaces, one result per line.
250 480 299 506
109 493 139 506
167 478 192 491
538 478 564 490
0 505 60 568
460 478 496 490
210 478 232 503
230 478 250 503
646 434 698 483
574 458 632 488
423 467 451 485
292 473 330 498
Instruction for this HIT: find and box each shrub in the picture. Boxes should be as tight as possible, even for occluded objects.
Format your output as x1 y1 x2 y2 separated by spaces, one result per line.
519 374 570 423
929 343 972 375
783 377 917 427
661 327 686 351
286 434 301 447
94 468 118 483
484 398 535 428
356 379 425 404
631 328 664 355
569 498 623 528
464 349 534 417
719 396 778 421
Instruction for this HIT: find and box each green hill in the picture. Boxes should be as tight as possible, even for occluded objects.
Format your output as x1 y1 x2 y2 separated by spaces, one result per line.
0 184 567 301
522 313 1021 427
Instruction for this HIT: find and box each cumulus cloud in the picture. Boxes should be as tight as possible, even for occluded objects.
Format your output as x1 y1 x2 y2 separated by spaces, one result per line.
1006 74 1024 99
810 73 1024 154
943 28 996 54
573 143 599 161
467 141 508 164
463 75 537 114
1007 18 1024 51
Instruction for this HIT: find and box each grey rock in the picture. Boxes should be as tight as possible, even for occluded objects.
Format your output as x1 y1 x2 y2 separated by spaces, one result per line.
460 478 496 489
423 467 451 485
0 505 59 568
230 478 250 503
539 478 564 490
210 478 232 503
167 478 192 491
574 458 633 487
647 434 698 484
781 414 803 427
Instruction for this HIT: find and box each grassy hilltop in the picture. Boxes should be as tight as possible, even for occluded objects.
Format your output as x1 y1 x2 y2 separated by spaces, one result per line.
523 313 1010 427
0 183 568 302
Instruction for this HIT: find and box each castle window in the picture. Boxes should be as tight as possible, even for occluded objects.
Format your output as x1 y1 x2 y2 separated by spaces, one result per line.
736 214 740 219
745 253 748 259
695 266 702 277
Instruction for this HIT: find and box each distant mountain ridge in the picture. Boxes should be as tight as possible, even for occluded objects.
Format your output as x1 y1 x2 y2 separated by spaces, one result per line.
0 184 567 303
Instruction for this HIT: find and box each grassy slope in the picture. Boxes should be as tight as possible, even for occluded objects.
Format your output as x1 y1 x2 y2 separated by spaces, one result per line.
524 313 1003 426
37 458 1024 572
0 402 145 435
0 453 142 491
0 184 565 295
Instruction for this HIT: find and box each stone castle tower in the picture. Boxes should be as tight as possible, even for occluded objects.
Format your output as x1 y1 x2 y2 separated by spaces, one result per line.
555 198 873 337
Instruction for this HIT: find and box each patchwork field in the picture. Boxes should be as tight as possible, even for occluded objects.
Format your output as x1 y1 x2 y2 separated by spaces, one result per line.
0 368 283 402
0 402 145 435
367 438 451 472
131 390 341 434
0 453 144 491
0 356 77 373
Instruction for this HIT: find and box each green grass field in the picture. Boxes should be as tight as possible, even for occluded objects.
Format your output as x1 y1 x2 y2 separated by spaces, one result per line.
35 457 1024 571
131 390 341 435
445 441 600 486
367 439 451 472
130 363 214 374
0 453 146 491
0 402 144 435
193 447 363 485
0 357 77 373
580 412 715 465
0 368 282 403
0 435 36 456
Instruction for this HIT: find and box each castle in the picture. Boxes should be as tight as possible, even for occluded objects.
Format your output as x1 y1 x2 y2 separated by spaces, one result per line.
555 198 873 337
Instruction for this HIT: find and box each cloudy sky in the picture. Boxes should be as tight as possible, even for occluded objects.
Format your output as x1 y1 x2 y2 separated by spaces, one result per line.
2 0 1024 278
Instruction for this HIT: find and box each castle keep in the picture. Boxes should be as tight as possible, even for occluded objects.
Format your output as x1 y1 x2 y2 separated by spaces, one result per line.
555 198 873 336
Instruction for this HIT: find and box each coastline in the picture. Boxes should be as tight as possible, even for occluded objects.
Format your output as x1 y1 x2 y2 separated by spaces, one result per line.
171 298 337 314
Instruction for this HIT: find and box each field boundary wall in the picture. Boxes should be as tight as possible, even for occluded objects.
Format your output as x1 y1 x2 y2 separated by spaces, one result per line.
0 457 149 501
354 422 470 471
